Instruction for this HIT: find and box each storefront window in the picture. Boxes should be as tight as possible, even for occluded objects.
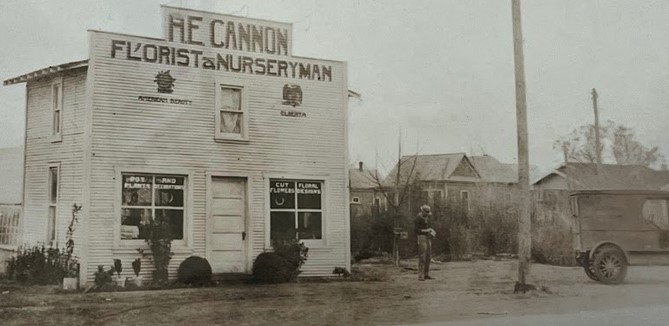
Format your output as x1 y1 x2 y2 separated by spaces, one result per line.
121 174 185 240
269 180 323 240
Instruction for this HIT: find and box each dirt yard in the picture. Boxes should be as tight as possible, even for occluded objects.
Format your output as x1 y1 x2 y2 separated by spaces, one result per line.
3 259 669 325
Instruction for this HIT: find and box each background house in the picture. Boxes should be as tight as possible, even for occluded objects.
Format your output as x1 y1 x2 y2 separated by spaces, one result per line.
383 153 520 215
469 155 520 207
349 162 386 218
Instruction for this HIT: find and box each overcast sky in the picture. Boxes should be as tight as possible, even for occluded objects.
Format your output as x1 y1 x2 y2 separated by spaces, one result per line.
1 0 668 176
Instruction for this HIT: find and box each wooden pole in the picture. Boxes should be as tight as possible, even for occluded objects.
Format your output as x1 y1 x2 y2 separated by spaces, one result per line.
393 128 402 267
511 0 532 291
591 88 602 173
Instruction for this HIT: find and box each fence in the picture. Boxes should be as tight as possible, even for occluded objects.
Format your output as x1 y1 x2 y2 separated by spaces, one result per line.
0 204 21 247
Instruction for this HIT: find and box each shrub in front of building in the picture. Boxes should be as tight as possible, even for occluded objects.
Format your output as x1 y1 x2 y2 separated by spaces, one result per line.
5 245 75 285
531 226 576 266
252 238 308 283
143 219 173 284
350 212 394 262
177 256 212 285
252 252 292 283
93 264 115 290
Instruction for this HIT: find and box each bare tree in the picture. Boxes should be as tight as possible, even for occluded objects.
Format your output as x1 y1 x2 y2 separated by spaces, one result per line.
611 124 664 166
555 123 612 164
554 120 663 167
366 133 420 266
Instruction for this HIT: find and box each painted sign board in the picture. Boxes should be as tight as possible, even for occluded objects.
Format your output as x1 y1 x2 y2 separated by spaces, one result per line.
161 5 293 56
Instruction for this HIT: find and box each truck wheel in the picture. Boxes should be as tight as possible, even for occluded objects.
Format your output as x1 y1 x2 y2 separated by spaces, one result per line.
592 246 627 284
584 263 599 281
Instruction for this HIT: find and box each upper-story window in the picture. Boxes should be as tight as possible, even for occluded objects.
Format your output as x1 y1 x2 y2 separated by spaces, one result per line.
51 78 63 142
215 83 248 141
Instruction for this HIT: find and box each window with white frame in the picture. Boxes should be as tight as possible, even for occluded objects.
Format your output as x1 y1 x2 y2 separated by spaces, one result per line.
215 84 248 140
51 78 63 141
269 180 323 241
351 197 361 204
47 165 59 242
120 174 186 240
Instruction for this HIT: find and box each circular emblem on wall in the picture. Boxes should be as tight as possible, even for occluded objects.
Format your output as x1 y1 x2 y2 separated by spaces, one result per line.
154 70 176 94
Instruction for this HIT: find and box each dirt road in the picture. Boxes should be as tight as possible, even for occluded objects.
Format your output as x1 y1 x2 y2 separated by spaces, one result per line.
3 259 669 325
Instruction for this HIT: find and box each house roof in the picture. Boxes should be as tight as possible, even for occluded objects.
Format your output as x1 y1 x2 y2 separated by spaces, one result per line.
535 163 669 190
469 155 518 183
349 165 380 190
4 59 89 86
570 189 669 197
383 153 481 185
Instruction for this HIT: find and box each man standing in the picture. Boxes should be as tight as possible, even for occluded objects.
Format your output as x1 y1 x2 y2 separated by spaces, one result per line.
414 204 436 281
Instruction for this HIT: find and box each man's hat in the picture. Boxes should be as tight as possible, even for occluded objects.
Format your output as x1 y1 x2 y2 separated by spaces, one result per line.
420 205 431 215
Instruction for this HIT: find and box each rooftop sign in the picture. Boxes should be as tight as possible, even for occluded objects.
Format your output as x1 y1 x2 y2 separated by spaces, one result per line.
162 6 292 56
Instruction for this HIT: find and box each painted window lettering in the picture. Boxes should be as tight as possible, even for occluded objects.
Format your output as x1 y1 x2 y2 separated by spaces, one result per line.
269 180 323 240
120 174 186 240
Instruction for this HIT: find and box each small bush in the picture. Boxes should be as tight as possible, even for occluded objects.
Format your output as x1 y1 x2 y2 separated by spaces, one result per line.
177 256 213 285
272 238 309 280
252 252 292 283
532 227 576 266
5 245 77 285
252 238 309 283
143 220 173 284
94 265 114 288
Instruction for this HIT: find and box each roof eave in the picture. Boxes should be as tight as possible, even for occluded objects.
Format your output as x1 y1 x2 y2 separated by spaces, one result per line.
4 59 89 86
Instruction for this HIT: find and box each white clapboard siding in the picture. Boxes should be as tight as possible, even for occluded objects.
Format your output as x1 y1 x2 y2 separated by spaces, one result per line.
23 69 87 256
83 30 348 282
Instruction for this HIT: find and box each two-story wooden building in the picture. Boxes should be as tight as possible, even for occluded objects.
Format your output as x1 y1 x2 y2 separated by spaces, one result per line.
4 6 350 286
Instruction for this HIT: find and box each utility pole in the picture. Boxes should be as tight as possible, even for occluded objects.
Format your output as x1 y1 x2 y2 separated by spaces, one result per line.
511 0 533 292
591 88 602 173
393 128 402 267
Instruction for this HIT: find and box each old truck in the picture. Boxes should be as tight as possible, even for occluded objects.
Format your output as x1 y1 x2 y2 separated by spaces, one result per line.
571 190 669 284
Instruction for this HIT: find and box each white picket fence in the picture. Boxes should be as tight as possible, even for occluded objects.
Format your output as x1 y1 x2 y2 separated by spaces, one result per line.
0 204 21 247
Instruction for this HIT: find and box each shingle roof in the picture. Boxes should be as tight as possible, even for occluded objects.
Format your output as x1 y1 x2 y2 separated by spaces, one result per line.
349 165 380 190
383 153 481 185
536 163 669 190
469 155 518 183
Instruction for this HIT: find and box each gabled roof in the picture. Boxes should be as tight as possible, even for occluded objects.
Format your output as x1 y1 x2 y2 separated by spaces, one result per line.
383 153 481 185
534 163 669 190
469 155 518 183
349 166 380 190
4 59 89 86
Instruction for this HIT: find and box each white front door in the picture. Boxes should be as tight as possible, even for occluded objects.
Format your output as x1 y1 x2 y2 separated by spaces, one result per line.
208 177 247 273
